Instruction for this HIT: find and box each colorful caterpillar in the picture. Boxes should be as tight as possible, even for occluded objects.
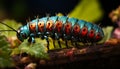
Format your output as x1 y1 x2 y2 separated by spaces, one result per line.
0 16 104 50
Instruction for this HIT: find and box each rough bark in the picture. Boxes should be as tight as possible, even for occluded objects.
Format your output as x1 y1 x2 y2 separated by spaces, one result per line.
12 43 120 69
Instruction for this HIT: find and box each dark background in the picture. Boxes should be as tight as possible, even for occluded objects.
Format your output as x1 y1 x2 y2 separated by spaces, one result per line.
0 0 120 26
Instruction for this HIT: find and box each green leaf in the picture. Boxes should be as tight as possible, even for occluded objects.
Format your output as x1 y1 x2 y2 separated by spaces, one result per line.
98 26 114 43
11 38 49 59
69 0 103 22
0 19 22 37
0 34 14 68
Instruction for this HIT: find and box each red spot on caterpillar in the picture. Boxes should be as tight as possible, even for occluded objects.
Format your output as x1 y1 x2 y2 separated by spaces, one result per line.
65 23 72 35
46 20 54 31
95 33 101 41
55 21 63 33
38 21 44 32
29 23 36 32
73 25 80 35
88 30 95 38
81 27 88 37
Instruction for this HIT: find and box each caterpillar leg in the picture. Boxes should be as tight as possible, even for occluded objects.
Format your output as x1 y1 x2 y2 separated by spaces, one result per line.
65 40 68 48
55 33 62 48
28 34 35 43
71 37 79 48
44 36 49 50
28 37 35 43
58 40 61 48
80 38 89 46
71 36 75 46
53 39 61 48
75 42 79 48
53 39 56 48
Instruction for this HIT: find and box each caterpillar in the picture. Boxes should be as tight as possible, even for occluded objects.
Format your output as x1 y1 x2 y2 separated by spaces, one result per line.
0 16 104 50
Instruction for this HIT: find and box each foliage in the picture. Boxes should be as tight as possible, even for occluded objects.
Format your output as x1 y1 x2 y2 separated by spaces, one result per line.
98 26 114 43
69 0 103 22
11 38 49 59
0 19 22 37
0 35 14 68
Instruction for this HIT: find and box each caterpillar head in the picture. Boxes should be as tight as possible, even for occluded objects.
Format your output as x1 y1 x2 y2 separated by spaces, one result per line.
17 26 30 42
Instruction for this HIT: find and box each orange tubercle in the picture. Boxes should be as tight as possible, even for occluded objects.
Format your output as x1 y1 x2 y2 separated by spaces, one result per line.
38 21 44 32
81 27 88 37
65 23 72 35
46 20 54 31
29 23 36 32
88 30 95 39
73 25 80 35
55 21 63 33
